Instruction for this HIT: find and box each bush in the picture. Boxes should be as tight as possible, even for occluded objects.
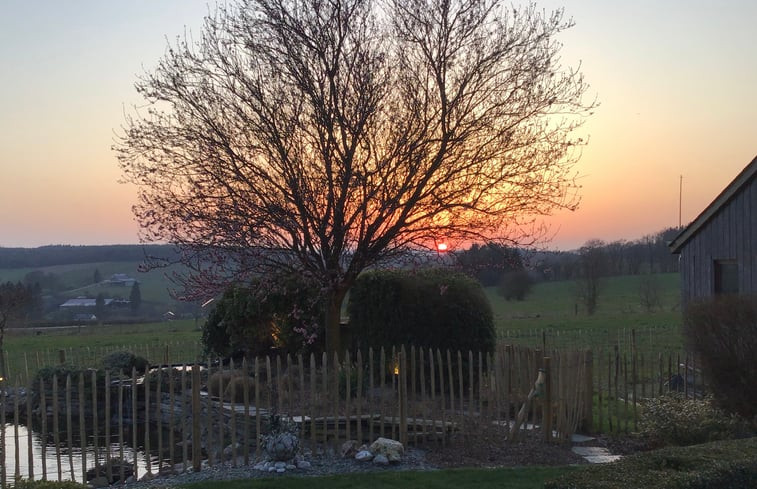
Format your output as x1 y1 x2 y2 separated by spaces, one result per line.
545 437 757 489
684 295 757 418
638 393 752 447
202 272 323 359
348 268 495 355
101 350 149 375
499 270 534 301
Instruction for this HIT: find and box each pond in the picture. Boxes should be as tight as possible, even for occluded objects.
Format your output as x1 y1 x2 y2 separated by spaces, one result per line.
0 422 170 484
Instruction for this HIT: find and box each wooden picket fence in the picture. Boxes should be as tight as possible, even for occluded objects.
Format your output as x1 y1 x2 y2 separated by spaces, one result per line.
0 345 592 486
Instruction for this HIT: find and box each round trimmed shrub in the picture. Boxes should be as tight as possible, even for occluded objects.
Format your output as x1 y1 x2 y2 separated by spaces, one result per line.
101 350 149 375
348 268 495 354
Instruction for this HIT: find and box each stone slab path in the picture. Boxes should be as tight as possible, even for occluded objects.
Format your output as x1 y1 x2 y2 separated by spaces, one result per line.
570 434 623 464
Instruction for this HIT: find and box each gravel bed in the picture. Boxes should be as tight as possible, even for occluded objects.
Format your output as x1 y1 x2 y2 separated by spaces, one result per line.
122 448 438 488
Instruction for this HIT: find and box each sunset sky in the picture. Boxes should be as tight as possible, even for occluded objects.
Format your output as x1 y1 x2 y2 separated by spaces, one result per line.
1 0 755 251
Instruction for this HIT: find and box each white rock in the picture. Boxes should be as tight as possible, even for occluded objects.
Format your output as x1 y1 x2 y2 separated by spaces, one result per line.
274 461 287 470
276 468 286 473
355 450 374 462
296 460 312 469
373 454 390 465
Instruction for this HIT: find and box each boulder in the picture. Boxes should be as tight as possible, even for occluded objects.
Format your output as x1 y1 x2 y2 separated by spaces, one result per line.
341 440 360 458
369 437 404 464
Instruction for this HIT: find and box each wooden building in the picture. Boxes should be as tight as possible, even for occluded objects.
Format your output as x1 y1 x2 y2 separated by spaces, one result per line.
669 156 757 305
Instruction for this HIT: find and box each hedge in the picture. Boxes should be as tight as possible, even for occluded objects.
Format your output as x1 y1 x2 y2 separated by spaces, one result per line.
347 268 495 355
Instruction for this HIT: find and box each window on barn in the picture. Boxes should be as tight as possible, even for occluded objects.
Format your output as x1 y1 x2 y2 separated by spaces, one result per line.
714 260 738 295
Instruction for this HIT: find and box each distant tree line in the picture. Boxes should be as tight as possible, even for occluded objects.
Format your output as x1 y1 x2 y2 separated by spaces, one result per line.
530 227 683 282
0 245 178 269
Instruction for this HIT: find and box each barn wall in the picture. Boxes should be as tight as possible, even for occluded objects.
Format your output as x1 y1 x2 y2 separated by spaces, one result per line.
679 174 757 305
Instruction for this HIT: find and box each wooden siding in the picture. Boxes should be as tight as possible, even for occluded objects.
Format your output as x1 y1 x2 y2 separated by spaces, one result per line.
679 174 757 304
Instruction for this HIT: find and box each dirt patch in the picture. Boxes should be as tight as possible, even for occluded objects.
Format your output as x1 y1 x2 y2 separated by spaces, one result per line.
420 424 588 468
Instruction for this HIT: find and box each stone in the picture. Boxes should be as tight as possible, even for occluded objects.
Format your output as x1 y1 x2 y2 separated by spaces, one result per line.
341 439 360 458
355 450 374 462
373 454 389 465
223 443 241 460
274 461 287 470
286 464 296 470
276 468 286 473
369 437 404 464
296 460 312 469
254 462 267 471
139 472 156 482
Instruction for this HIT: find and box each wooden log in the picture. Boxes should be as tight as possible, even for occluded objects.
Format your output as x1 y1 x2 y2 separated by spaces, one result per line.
369 348 375 443
132 367 138 480
333 351 340 443
144 367 152 475
191 364 201 472
256 357 262 459
40 378 48 481
1 383 6 489
118 374 125 484
26 377 34 480
356 350 363 443
584 350 593 433
181 363 188 472
379 348 385 439
436 349 446 447
168 366 175 472
544 357 552 442
298 354 305 443
243 357 251 465
206 359 213 467
309 354 316 450
91 370 99 479
230 360 237 467
66 374 74 481
345 350 351 442
156 367 163 474
14 379 20 481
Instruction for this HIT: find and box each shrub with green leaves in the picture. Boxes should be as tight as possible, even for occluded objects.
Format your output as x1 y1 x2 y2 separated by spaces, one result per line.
348 268 495 355
101 350 149 375
638 393 751 447
202 272 323 359
684 295 757 418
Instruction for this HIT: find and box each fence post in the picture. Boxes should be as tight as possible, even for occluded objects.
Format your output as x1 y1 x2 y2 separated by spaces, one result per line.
583 350 593 433
58 349 66 365
399 349 408 447
192 364 202 472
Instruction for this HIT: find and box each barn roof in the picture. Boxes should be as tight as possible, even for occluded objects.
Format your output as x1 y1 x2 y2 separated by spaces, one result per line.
669 155 757 254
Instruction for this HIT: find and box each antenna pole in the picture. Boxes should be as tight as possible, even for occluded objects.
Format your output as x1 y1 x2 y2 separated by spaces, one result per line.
678 175 683 228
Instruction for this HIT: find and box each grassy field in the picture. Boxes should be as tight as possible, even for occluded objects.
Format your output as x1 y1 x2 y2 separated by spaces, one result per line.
2 319 204 383
0 272 684 382
0 260 187 313
179 467 574 489
485 273 683 353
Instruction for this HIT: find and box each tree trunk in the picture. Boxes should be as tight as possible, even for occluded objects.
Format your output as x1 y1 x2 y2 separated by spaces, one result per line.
324 288 347 360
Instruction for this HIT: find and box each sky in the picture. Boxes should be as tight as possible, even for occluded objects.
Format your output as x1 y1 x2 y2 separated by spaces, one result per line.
1 1 756 251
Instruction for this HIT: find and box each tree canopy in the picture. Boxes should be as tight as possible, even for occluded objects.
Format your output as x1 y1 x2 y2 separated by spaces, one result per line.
117 0 595 354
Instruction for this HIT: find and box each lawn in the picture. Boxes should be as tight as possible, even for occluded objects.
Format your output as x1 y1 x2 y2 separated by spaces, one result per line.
179 467 574 489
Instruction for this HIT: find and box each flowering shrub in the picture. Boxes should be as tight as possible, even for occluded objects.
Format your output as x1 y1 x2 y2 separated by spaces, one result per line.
639 393 751 447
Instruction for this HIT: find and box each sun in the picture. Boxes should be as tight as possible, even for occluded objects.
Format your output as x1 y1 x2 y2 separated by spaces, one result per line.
437 242 448 252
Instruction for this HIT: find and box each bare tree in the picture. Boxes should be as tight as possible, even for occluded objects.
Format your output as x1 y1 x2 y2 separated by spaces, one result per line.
576 239 607 315
117 0 595 355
